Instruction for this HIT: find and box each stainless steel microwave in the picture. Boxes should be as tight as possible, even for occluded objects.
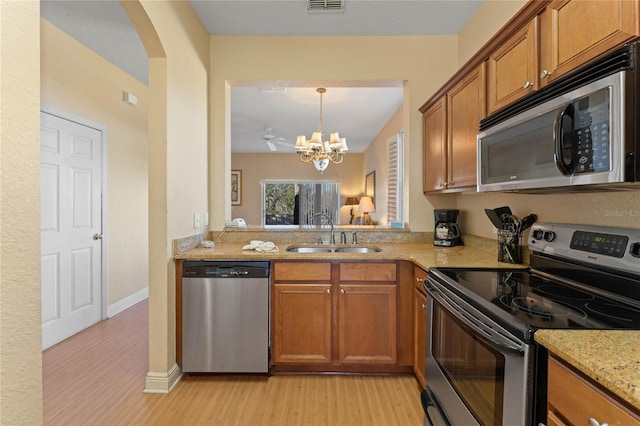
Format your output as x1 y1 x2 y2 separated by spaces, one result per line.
477 42 640 192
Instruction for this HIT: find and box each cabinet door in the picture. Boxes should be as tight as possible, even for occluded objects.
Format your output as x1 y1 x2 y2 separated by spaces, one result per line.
547 356 640 425
447 64 486 189
487 18 538 113
541 0 640 86
422 97 447 193
413 288 427 388
272 284 332 364
338 284 397 364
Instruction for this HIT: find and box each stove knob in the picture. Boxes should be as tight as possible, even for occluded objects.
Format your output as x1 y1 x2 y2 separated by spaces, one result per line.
532 230 545 240
544 231 556 242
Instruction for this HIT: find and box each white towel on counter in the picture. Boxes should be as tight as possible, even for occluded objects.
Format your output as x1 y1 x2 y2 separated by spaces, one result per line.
242 240 279 253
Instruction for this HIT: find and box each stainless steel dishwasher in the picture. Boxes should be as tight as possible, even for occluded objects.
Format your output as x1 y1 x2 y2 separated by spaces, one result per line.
182 261 270 373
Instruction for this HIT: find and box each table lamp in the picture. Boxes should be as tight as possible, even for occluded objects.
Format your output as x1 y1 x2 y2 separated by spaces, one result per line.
358 196 375 225
345 197 359 224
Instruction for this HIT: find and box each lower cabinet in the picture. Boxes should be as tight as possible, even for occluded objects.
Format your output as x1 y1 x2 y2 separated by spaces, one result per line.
547 355 640 425
272 260 400 371
338 283 397 364
272 283 332 363
413 266 428 388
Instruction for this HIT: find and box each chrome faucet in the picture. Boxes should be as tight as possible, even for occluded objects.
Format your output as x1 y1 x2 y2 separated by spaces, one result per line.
313 213 335 244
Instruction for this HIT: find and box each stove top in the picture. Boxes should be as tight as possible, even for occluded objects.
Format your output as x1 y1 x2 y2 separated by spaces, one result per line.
428 223 640 339
437 269 640 330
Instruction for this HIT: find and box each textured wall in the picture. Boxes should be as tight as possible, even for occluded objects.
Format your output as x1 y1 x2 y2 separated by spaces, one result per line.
0 1 44 424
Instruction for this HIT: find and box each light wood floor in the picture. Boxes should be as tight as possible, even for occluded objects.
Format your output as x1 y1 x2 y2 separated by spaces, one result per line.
43 299 424 425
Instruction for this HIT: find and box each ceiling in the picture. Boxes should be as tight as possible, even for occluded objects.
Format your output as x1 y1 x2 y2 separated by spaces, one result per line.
40 0 484 154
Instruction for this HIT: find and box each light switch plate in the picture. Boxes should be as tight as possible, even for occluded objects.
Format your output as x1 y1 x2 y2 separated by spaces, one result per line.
204 212 209 226
193 212 200 229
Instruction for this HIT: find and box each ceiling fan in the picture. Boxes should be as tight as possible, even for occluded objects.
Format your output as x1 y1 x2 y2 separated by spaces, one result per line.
261 127 292 152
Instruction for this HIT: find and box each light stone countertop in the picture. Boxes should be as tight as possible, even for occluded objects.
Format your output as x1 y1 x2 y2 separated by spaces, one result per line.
535 330 640 411
174 232 528 271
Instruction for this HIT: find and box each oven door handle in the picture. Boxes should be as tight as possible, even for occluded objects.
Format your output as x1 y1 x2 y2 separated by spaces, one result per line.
426 281 525 356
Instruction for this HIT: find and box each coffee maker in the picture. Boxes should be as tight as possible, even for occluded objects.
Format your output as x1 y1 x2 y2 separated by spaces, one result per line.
434 209 463 247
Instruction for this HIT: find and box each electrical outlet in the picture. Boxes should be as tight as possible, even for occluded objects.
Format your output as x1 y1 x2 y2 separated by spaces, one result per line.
204 212 209 226
193 212 200 229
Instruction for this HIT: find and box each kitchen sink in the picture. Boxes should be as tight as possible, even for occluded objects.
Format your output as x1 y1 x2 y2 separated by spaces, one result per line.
285 246 333 253
334 246 381 253
285 245 382 253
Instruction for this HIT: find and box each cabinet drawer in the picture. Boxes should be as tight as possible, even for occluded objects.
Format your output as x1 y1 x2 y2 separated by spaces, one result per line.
339 262 396 282
273 262 331 282
414 266 428 291
547 356 640 425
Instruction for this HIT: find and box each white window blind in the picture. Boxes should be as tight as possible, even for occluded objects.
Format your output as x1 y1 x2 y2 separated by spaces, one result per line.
387 132 403 223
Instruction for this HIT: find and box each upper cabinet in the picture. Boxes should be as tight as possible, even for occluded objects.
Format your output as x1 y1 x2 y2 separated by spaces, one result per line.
540 0 640 87
487 17 539 114
420 0 640 193
422 64 486 193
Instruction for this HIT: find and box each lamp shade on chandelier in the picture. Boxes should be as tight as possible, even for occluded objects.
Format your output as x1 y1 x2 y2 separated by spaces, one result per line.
295 88 348 173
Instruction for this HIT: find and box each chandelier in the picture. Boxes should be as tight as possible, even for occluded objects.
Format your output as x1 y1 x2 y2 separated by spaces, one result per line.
295 88 348 173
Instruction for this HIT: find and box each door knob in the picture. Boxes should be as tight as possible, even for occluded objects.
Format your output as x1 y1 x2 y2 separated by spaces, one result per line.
93 233 103 240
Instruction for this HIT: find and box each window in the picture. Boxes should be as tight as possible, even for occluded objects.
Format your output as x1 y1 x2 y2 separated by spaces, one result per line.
262 181 340 226
387 132 404 223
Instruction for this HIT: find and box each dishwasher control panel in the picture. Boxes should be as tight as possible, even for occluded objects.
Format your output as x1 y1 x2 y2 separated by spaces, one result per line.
183 261 270 279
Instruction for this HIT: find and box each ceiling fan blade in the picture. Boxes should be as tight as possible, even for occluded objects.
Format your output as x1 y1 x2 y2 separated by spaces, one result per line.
266 141 278 151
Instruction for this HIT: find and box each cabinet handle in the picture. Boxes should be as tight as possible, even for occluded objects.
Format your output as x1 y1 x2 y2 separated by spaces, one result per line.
340 288 345 294
523 81 533 89
326 288 331 294
588 418 609 426
421 303 427 310
416 277 426 283
540 69 552 79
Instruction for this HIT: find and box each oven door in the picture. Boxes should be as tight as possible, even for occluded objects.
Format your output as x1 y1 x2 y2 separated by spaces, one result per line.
424 279 534 426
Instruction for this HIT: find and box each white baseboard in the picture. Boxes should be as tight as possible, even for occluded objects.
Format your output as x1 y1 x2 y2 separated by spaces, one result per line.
107 287 149 318
143 363 183 394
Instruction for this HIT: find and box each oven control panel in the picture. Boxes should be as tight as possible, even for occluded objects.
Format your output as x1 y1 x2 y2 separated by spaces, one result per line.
529 223 640 274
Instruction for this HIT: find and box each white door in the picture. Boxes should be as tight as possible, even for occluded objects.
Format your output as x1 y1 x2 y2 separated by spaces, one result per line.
40 111 103 350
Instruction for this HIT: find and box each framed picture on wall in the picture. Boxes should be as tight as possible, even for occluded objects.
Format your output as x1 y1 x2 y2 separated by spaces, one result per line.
365 170 375 206
231 170 242 206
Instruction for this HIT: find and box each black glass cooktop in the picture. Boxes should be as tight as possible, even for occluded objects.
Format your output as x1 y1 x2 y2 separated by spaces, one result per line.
434 269 640 331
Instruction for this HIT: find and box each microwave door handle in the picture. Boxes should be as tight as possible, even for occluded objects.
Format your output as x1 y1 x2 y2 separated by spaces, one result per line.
553 103 575 175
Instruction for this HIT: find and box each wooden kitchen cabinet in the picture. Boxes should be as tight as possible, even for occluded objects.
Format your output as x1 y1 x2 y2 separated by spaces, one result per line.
272 283 332 363
547 355 640 425
272 261 332 364
539 0 640 87
422 97 447 192
413 267 428 387
272 261 400 371
413 288 428 387
338 262 397 364
422 64 485 193
487 17 539 114
338 283 397 364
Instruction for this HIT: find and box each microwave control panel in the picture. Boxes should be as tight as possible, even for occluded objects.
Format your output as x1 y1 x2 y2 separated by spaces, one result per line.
572 88 610 174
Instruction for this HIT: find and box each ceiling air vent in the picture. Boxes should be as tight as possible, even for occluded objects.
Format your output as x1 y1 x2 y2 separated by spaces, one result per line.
308 0 345 12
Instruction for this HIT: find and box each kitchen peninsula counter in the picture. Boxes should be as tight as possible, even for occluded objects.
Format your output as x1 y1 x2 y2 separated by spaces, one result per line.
535 330 640 412
174 233 527 271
